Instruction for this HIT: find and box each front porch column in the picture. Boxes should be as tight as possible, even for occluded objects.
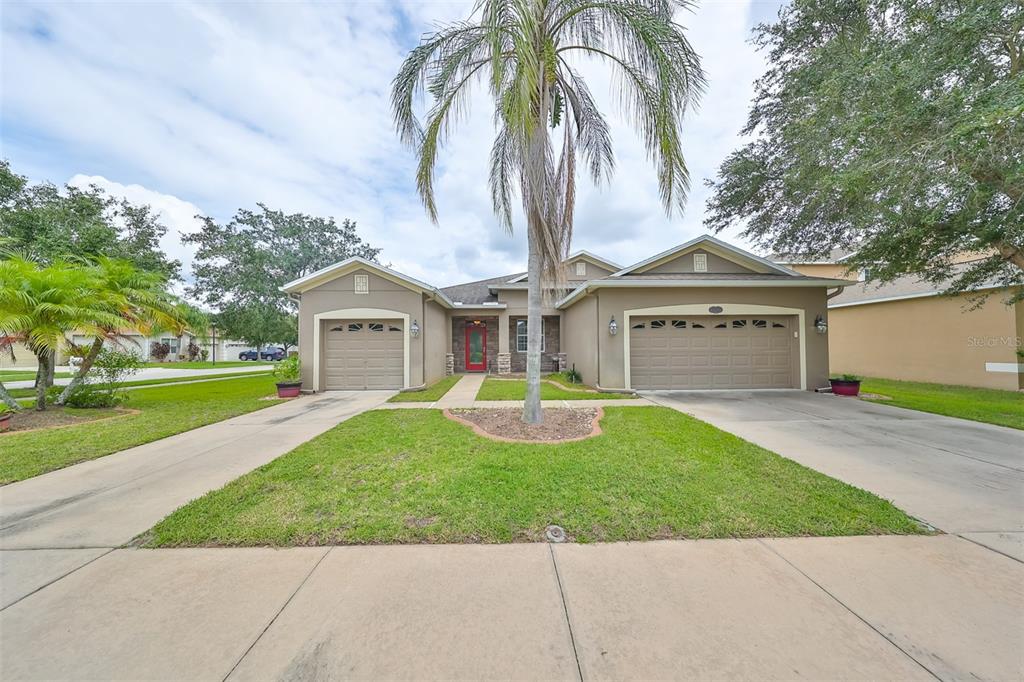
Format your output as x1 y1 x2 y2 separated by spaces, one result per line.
496 312 511 374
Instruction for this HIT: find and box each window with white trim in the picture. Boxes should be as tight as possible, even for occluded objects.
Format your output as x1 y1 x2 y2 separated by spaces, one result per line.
575 261 586 277
693 253 708 272
515 319 545 352
354 274 369 294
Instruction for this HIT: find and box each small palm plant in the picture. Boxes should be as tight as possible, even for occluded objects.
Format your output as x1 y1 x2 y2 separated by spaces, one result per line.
393 0 704 422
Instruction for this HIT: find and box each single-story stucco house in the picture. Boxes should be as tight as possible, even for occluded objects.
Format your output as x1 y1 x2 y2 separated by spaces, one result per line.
774 253 1024 391
281 235 854 393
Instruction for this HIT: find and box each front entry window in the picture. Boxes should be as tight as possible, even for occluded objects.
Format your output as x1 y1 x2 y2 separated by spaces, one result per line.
515 319 545 352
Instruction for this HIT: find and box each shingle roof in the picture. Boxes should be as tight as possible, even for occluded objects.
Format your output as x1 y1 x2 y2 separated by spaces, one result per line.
612 273 840 282
769 247 853 264
439 273 523 305
828 261 1003 306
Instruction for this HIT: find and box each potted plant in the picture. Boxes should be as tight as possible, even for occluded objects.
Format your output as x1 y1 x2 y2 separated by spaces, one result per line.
829 373 863 397
274 355 302 398
0 405 12 433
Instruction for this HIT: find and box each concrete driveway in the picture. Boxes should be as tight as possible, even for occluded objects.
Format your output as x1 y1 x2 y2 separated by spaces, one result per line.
0 391 390 604
646 390 1024 560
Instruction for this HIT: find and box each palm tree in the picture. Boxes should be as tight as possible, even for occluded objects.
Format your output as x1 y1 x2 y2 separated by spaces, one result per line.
393 0 704 423
55 257 184 405
0 257 121 410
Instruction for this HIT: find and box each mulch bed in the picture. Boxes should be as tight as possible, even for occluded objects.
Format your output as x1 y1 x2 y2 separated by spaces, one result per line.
1 407 127 434
445 407 603 443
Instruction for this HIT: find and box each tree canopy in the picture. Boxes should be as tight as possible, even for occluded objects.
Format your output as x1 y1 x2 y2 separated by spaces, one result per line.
0 161 180 281
705 0 1023 300
184 204 379 350
392 0 704 422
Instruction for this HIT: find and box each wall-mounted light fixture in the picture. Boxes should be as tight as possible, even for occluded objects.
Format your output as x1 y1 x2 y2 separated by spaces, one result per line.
814 314 828 334
410 319 420 338
609 316 618 336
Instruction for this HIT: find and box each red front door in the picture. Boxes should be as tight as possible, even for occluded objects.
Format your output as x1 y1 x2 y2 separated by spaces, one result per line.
465 324 486 371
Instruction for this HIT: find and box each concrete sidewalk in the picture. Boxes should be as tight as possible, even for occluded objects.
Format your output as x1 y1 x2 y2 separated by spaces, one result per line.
1 535 1020 680
5 364 274 390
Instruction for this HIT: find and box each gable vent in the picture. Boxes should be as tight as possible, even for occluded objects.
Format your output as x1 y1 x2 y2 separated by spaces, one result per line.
693 253 708 272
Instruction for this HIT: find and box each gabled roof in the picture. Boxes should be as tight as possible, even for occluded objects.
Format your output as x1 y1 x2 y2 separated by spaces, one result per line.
279 257 456 307
440 272 523 305
506 250 621 283
613 234 802 277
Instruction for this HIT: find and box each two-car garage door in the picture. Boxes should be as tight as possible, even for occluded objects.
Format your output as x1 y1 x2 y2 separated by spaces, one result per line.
323 320 404 390
629 315 796 390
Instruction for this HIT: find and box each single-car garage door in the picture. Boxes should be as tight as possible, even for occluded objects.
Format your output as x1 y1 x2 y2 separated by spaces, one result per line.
323 320 404 390
629 315 795 390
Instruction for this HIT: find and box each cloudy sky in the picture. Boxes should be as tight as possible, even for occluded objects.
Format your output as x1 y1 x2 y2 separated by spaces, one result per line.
1 0 782 288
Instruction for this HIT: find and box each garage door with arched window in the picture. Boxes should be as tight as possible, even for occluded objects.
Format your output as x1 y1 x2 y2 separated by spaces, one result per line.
629 315 795 390
323 320 404 390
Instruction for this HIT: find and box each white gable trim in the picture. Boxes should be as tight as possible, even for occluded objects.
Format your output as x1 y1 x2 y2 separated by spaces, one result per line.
506 251 622 283
281 257 455 307
612 235 801 278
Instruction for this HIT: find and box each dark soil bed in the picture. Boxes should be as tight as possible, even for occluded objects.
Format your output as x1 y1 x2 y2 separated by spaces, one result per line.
2 407 123 434
446 407 601 442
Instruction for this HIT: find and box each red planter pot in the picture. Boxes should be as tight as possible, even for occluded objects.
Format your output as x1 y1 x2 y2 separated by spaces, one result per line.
0 414 11 432
276 382 302 398
830 379 861 397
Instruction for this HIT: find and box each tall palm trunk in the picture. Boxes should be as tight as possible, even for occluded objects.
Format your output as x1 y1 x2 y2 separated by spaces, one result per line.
524 219 544 424
33 348 51 411
56 337 104 405
0 382 19 411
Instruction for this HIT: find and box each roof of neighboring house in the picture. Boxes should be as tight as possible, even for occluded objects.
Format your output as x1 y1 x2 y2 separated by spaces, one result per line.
440 273 524 305
769 247 855 264
828 262 1007 308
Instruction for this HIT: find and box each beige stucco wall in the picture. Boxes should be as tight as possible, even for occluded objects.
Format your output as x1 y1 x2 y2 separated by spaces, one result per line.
644 249 755 275
422 300 447 385
562 293 599 384
787 263 855 279
297 269 426 389
587 286 831 390
829 292 1022 391
1 341 36 369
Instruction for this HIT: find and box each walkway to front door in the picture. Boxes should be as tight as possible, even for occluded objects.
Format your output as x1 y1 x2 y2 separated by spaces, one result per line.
465 322 487 371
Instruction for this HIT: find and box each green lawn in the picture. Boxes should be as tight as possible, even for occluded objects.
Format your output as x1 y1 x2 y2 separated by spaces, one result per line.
0 375 282 484
388 375 462 403
8 370 271 399
142 361 267 369
476 377 634 401
861 377 1023 430
146 407 923 547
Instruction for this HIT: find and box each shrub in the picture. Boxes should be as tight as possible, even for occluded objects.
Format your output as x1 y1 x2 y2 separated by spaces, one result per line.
273 354 301 383
186 341 201 361
565 365 582 384
150 342 171 362
831 373 863 382
65 383 122 408
200 348 209 362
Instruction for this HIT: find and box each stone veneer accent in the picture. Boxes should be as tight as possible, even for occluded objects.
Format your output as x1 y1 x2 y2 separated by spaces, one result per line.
496 352 511 374
508 315 561 373
445 353 454 376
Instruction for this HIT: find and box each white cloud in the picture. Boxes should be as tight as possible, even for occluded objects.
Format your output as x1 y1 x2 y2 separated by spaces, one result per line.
2 0 774 287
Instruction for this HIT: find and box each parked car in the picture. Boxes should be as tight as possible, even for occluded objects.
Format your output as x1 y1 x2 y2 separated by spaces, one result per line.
261 347 286 361
238 349 261 361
